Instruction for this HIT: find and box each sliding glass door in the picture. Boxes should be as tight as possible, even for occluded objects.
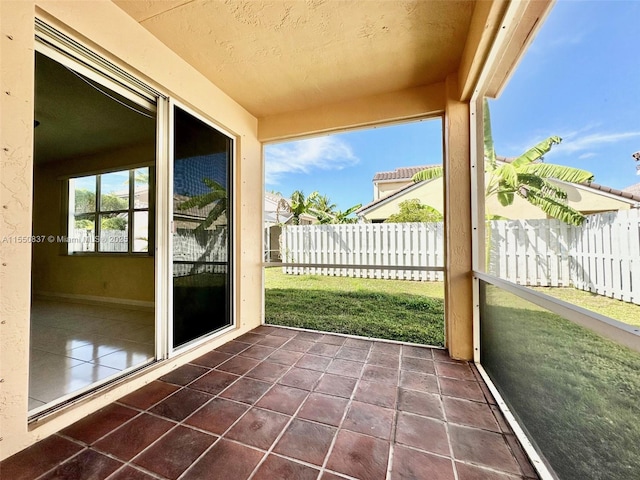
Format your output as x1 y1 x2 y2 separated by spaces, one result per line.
172 106 233 348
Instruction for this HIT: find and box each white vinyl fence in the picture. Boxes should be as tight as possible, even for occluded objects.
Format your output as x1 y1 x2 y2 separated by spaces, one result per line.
173 227 228 276
279 209 640 305
280 223 444 281
488 209 640 305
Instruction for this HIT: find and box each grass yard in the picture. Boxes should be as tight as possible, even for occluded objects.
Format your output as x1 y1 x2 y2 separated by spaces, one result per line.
532 286 640 328
264 268 445 346
481 284 640 480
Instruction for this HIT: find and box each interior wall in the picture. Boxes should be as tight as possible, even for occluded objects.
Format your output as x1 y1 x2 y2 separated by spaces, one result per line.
1 0 263 460
32 143 155 303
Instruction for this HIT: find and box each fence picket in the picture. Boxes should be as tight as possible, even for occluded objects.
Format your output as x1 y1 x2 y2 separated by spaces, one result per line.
279 210 640 305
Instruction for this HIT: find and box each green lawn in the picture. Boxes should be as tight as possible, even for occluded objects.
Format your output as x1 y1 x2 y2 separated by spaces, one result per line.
532 286 640 328
264 268 445 346
481 284 640 480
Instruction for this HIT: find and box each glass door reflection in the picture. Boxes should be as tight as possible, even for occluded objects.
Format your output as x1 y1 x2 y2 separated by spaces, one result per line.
172 106 232 348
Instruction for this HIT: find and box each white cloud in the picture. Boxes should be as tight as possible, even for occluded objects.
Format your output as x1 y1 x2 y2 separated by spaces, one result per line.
265 136 358 184
552 131 640 155
578 152 597 160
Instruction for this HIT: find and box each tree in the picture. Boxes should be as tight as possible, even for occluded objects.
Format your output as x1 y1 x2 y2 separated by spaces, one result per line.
384 199 443 223
412 99 594 226
312 194 337 218
177 178 227 235
289 190 319 225
316 203 363 224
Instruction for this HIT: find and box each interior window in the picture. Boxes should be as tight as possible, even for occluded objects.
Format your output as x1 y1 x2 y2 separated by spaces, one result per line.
68 167 151 254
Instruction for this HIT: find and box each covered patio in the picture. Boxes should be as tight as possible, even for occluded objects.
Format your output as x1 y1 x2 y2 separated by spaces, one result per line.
3 326 535 480
0 0 558 478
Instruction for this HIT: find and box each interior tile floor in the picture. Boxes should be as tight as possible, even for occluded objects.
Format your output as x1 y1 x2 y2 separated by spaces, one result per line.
29 300 155 411
6 325 539 480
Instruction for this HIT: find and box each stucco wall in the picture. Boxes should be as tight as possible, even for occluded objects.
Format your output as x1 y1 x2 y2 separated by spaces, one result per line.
364 176 634 222
1 0 262 460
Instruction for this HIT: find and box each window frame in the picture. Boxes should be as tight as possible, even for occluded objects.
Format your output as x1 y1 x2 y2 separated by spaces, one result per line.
65 163 155 256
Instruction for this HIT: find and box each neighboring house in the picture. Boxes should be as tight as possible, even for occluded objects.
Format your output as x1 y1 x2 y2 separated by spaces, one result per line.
624 182 640 197
264 192 315 226
359 163 640 222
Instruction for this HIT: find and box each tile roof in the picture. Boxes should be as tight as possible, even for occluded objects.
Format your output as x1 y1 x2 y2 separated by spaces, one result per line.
622 182 640 198
586 182 640 203
373 165 436 182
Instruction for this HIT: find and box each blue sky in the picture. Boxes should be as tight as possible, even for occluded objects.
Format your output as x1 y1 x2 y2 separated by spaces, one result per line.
265 1 640 211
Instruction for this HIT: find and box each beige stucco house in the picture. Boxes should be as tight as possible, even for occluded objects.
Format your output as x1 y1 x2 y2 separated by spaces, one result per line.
359 164 640 222
1 0 560 463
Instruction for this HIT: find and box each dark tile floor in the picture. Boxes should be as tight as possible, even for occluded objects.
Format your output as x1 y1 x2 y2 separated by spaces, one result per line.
2 326 539 480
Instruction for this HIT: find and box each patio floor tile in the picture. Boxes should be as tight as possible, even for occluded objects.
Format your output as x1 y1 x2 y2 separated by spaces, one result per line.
443 396 500 431
189 370 239 395
93 413 175 461
132 425 215 479
402 345 434 359
118 380 180 409
367 351 400 369
245 360 290 382
215 340 250 355
273 418 336 465
336 345 369 361
190 350 233 368
149 387 212 421
361 364 399 385
308 342 341 357
216 355 259 375
109 466 158 480
401 356 436 374
391 445 455 480
2 326 537 480
343 401 394 440
314 373 357 398
278 366 323 390
455 462 521 480
397 388 444 419
218 377 271 404
158 363 209 386
251 454 320 480
395 411 450 456
326 358 364 378
449 424 521 474
435 361 475 380
256 384 309 414
353 379 397 408
326 429 390 480
184 397 248 435
298 392 349 426
439 377 486 402
225 407 290 450
40 449 122 480
238 344 276 360
400 370 440 394
60 403 138 444
281 338 314 352
0 435 84 480
181 439 264 480
295 353 332 371
267 348 304 365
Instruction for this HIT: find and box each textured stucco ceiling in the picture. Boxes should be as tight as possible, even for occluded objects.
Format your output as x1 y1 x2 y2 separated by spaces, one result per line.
114 0 475 118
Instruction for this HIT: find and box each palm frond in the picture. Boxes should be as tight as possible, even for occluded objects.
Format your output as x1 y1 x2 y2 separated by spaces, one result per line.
516 174 568 202
511 136 562 167
483 98 497 168
519 163 594 184
523 190 586 226
412 166 443 183
497 190 514 206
